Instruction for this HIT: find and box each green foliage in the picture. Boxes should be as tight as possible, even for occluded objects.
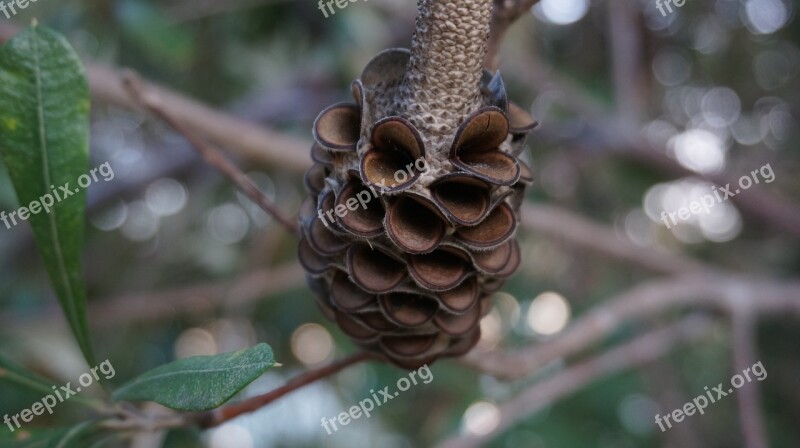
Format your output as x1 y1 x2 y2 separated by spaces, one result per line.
112 343 276 411
0 353 99 414
0 23 94 366
0 353 58 399
0 422 97 448
116 0 194 68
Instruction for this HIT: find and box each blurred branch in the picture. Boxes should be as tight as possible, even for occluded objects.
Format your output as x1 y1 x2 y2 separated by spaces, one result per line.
87 66 312 172
521 204 715 276
93 263 306 326
1 22 313 172
487 0 541 71
441 315 714 448
193 351 373 428
731 311 768 448
0 263 306 331
460 275 800 380
122 71 300 236
607 0 645 127
509 48 800 239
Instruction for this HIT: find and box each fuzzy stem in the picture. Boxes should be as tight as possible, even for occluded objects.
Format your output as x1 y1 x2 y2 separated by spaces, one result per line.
402 0 493 137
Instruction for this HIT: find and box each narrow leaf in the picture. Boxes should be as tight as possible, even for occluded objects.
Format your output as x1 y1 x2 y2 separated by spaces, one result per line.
43 422 95 448
0 24 94 365
0 354 101 416
0 422 95 448
112 343 276 411
0 353 57 397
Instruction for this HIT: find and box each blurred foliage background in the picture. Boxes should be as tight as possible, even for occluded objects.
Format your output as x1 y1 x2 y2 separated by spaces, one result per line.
0 0 799 447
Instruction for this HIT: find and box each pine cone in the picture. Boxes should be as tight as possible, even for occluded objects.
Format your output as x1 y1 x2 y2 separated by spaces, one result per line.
298 1 537 369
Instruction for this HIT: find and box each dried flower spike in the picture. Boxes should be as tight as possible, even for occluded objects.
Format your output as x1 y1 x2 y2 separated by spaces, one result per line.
299 0 537 369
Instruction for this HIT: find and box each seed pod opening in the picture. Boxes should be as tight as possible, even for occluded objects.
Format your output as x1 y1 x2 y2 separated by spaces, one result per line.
311 143 335 167
361 117 425 192
450 107 520 185
298 237 332 275
435 301 482 336
347 245 407 293
307 217 349 256
380 334 438 358
331 270 375 312
357 311 399 332
507 102 538 134
408 246 471 291
379 293 439 327
304 163 328 196
473 240 514 274
335 309 379 342
437 277 480 314
431 174 491 226
335 180 385 237
455 202 516 249
313 103 361 151
495 239 522 278
386 195 446 254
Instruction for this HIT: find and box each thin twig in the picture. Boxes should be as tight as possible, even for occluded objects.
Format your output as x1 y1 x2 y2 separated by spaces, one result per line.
190 351 374 428
87 62 314 172
0 263 306 332
440 315 714 448
508 47 800 239
731 311 768 448
460 275 800 380
487 0 541 71
607 0 645 127
101 351 373 432
521 204 716 276
122 71 300 236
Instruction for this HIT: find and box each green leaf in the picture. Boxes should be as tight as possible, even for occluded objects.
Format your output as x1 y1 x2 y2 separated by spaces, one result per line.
0 24 94 366
42 422 96 448
0 353 57 398
0 354 101 414
112 343 276 411
0 422 95 448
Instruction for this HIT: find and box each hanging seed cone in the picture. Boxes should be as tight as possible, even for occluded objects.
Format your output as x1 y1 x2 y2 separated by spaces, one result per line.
298 0 537 369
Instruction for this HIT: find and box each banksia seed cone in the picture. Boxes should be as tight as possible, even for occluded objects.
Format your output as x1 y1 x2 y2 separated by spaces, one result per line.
298 0 537 369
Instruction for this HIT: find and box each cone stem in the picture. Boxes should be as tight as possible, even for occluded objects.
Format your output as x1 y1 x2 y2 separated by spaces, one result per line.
401 0 493 138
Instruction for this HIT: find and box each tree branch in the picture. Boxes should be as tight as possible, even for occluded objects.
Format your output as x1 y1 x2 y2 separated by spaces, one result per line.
191 351 373 428
101 351 373 432
731 311 768 448
507 48 800 239
122 71 300 236
520 204 716 276
607 0 645 127
0 263 306 332
487 0 541 71
460 275 800 380
440 315 714 448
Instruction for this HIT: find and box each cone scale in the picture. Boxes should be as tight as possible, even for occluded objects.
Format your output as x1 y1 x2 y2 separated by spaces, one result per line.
299 0 537 369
